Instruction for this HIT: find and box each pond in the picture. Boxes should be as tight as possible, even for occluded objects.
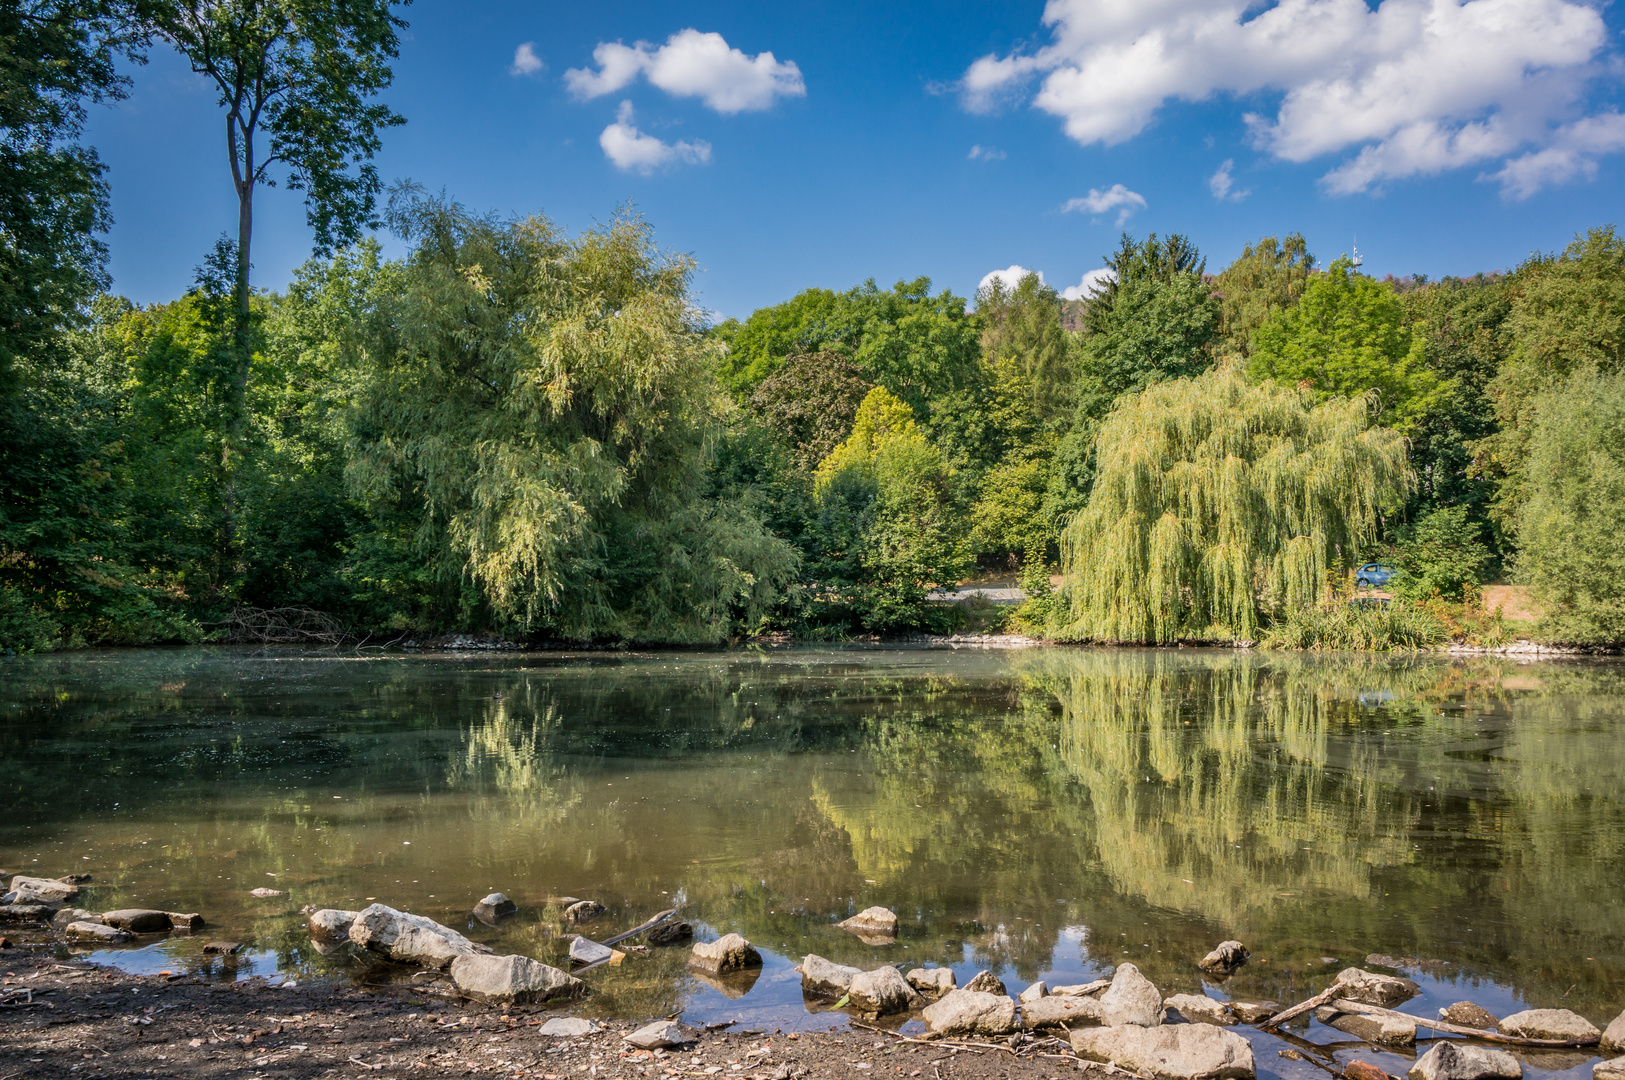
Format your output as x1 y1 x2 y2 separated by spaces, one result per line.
3 645 1624 1070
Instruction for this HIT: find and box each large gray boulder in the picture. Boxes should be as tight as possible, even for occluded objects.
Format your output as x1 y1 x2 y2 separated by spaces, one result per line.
847 966 918 1016
1020 982 1049 1004
1165 994 1236 1026
8 876 78 904
1100 962 1163 1027
1198 941 1249 973
473 893 517 924
1408 1042 1523 1080
64 920 129 943
448 954 582 1004
921 989 1019 1036
1324 1011 1416 1046
1601 1011 1625 1053
1229 1002 1280 1025
801 954 862 998
624 1021 691 1050
568 936 613 965
1596 1058 1625 1080
50 908 99 928
308 908 359 946
965 970 1007 995
907 967 956 996
0 904 56 923
838 907 898 944
101 909 172 933
539 1017 600 1037
688 932 761 975
1070 1023 1256 1080
1022 995 1104 1030
348 903 484 969
562 900 605 925
1497 1009 1600 1042
1334 967 1421 1008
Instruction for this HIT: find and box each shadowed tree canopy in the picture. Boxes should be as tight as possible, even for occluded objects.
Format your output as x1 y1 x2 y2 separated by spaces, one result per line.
344 191 796 642
1215 233 1315 358
747 350 873 470
1056 364 1413 643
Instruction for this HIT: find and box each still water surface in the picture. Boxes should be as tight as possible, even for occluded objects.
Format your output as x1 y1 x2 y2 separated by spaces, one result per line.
3 646 1624 1065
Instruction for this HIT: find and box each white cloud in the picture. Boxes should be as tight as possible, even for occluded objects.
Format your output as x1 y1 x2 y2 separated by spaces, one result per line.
1209 158 1250 201
1062 183 1147 225
1487 111 1625 198
979 265 1045 292
1062 268 1115 301
968 144 1008 161
510 42 545 77
599 101 712 173
566 29 805 114
962 0 1618 196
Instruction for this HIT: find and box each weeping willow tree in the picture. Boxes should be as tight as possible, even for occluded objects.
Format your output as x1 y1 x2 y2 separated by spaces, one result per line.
1055 364 1412 642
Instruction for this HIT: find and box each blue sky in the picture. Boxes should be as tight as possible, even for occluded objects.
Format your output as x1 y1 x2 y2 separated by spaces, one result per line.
87 0 1625 319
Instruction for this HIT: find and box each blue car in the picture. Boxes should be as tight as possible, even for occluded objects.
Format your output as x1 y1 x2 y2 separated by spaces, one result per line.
1355 562 1394 589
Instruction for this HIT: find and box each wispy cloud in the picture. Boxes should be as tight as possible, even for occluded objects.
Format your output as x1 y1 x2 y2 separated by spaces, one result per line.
510 42 544 78
1062 184 1146 226
1208 159 1250 201
968 144 1007 161
599 100 712 173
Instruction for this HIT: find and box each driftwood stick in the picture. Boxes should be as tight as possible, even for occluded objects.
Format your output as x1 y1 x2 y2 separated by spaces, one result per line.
1263 986 1342 1031
602 908 677 948
1328 1000 1599 1048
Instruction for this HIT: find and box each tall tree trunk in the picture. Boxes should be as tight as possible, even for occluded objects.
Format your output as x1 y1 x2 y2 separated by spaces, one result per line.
221 148 253 584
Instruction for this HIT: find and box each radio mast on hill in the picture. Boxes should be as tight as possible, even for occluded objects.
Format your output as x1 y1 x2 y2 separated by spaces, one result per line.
1351 236 1363 268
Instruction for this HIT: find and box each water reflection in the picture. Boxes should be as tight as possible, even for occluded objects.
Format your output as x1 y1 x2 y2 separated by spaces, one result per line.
1 646 1623 1029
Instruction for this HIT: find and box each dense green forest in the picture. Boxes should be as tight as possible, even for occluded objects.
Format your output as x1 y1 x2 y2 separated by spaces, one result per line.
3 2 1624 652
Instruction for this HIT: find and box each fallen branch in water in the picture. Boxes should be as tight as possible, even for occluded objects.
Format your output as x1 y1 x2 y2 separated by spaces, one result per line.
1262 986 1341 1031
207 606 351 645
1328 1000 1599 1048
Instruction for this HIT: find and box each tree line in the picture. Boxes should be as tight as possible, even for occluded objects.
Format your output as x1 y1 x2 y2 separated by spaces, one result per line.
3 1 1623 651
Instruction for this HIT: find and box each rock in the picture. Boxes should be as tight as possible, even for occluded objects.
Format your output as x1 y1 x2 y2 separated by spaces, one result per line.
50 908 99 928
1053 979 1112 997
1020 982 1049 1004
800 954 863 998
921 989 1019 1036
907 967 956 996
1023 996 1104 1030
249 888 285 898
448 954 584 1004
1346 1062 1394 1080
308 908 359 945
647 919 692 946
1229 1002 1280 1025
569 936 613 965
1199 941 1250 973
101 909 173 933
1325 1012 1417 1046
562 900 605 924
624 1021 691 1050
348 903 484 969
1602 1011 1625 1053
8 876 78 903
839 906 898 944
1408 1041 1523 1080
168 912 205 931
1596 1058 1625 1080
965 970 1007 995
1367 954 1410 970
1440 1002 1500 1030
1334 967 1421 1008
203 941 243 955
65 920 130 943
688 932 762 975
1070 1023 1257 1080
473 893 517 924
1165 994 1236 1026
848 965 918 1016
0 904 57 923
540 1017 601 1037
1100 962 1163 1027
1497 1009 1600 1042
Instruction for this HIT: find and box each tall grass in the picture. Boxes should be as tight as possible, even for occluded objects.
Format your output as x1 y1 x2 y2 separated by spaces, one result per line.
1259 601 1448 651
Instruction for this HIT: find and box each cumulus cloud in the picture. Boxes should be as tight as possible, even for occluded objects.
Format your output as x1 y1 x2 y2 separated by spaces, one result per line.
979 265 1045 292
510 42 545 77
968 144 1008 160
566 29 805 113
1209 158 1250 201
961 0 1617 196
1061 268 1115 301
1487 111 1625 198
1062 183 1147 225
599 101 712 173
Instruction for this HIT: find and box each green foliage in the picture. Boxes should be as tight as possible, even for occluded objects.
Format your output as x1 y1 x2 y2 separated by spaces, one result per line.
1056 364 1413 643
346 191 796 642
1257 600 1447 651
1515 368 1625 642
1251 257 1445 430
1384 505 1492 602
1474 227 1625 534
807 387 970 631
1214 233 1314 358
715 277 982 410
975 271 1073 418
746 350 872 470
